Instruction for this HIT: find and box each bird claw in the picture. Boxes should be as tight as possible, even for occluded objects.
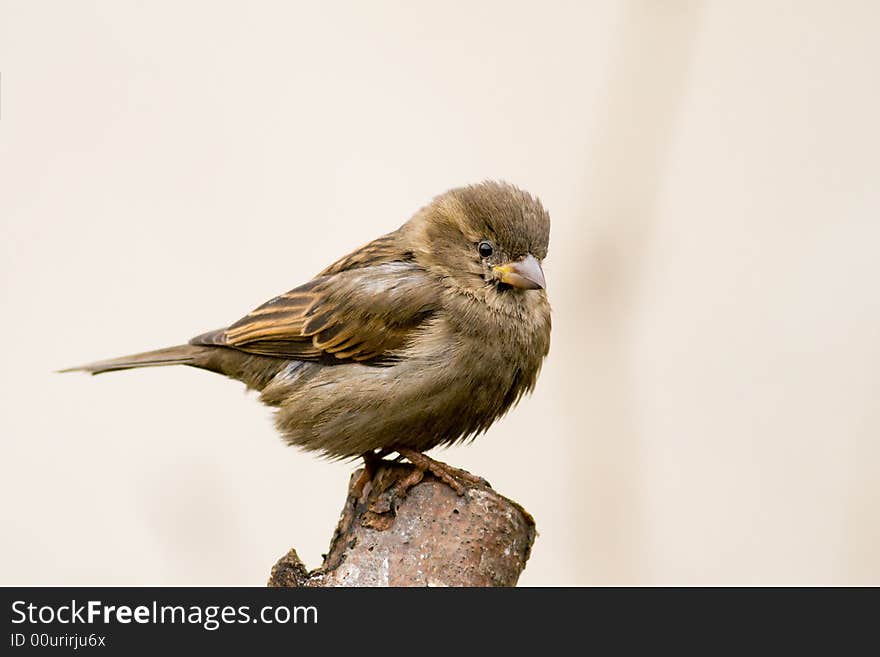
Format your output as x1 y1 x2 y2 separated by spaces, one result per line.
393 447 489 496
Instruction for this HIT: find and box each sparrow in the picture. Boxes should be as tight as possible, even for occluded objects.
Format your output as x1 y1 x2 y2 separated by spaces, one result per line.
64 181 551 490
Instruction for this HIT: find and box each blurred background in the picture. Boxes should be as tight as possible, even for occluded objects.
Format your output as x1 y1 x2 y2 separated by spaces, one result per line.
1 1 878 585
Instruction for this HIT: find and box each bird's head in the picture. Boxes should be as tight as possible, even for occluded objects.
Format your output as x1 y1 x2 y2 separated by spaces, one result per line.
411 181 550 298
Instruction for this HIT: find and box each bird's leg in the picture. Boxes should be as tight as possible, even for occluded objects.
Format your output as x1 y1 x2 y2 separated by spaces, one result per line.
392 447 488 496
353 449 384 501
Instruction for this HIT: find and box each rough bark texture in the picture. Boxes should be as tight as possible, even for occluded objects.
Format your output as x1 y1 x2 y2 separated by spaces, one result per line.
268 461 536 587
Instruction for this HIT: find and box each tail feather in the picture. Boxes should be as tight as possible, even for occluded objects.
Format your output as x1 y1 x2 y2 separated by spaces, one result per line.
59 345 204 375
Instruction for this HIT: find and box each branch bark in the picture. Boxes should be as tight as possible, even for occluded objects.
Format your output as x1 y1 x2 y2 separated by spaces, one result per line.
268 461 536 587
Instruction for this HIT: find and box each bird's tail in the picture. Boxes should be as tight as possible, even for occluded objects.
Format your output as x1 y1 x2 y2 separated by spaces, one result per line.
59 345 209 375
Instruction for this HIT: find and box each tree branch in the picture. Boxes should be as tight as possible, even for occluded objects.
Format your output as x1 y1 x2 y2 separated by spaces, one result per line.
268 461 536 587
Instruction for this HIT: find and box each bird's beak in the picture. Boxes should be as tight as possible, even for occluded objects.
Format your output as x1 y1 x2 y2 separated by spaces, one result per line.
493 254 546 290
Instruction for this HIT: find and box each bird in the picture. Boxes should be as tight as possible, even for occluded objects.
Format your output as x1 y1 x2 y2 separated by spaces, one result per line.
63 181 551 492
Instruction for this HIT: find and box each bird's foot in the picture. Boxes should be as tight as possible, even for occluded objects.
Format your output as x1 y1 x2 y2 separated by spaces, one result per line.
354 448 489 529
353 449 396 503
393 447 489 496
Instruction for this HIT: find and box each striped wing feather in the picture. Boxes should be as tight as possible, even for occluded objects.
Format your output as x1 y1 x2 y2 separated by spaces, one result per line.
190 234 437 364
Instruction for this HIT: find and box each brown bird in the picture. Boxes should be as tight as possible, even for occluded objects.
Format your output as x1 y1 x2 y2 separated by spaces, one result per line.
64 181 551 490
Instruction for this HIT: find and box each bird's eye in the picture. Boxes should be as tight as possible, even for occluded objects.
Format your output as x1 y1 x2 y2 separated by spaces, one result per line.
477 240 495 258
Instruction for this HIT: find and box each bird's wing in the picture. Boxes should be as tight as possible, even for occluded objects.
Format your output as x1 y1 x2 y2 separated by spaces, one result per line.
190 259 439 364
317 230 411 276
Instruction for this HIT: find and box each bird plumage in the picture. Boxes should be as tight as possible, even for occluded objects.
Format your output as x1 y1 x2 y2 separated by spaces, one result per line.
64 181 551 459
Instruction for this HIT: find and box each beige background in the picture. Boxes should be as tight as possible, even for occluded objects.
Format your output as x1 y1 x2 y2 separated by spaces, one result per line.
1 1 878 585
